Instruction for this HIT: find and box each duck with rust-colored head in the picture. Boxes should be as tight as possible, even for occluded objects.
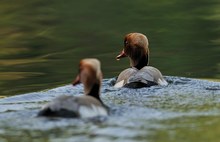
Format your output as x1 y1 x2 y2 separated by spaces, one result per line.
115 33 168 88
38 58 108 118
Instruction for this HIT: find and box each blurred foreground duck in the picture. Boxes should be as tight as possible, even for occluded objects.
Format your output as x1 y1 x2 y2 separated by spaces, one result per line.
38 58 108 118
114 33 168 88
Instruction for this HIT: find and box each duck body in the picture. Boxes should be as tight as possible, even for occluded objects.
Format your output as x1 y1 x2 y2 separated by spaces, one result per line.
38 95 108 118
38 58 108 118
114 66 168 88
115 33 168 88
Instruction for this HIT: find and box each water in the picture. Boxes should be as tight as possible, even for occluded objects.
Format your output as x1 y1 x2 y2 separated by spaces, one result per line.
0 0 219 96
0 0 220 141
0 77 219 142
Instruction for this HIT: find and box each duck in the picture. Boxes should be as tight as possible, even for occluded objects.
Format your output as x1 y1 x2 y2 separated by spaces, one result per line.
114 33 168 88
38 58 108 118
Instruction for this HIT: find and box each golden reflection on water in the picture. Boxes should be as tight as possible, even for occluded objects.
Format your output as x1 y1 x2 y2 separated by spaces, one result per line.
202 79 220 82
0 58 47 66
0 72 45 80
149 116 220 142
0 47 28 56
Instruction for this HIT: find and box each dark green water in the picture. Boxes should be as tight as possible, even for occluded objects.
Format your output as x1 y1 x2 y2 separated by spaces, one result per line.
0 0 219 96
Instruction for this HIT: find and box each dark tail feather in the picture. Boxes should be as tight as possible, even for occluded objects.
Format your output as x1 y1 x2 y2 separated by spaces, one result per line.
124 81 157 88
38 108 79 118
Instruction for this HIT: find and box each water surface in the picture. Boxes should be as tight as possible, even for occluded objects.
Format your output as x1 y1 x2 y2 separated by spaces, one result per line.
0 0 219 96
0 1 220 141
0 77 219 142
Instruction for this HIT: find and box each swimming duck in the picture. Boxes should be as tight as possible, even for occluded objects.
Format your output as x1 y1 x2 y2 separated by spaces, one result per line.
114 33 168 88
38 58 108 118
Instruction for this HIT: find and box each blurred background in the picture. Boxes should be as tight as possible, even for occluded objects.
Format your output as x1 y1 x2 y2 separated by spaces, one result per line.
0 0 219 96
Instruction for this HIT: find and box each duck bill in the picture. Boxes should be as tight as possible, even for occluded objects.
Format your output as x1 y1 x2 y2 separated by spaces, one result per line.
72 75 80 86
116 50 127 60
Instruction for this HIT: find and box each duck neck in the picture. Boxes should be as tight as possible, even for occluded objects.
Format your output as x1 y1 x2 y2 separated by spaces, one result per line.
87 83 102 102
87 82 108 109
134 54 149 70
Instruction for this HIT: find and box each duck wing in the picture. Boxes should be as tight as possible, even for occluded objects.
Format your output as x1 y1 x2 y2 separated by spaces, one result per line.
38 95 107 118
126 66 168 88
114 68 138 88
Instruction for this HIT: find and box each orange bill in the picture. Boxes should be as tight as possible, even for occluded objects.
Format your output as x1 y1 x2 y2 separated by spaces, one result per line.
116 50 127 60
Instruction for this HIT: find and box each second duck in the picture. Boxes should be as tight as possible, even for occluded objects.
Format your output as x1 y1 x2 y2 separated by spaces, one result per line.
114 33 168 88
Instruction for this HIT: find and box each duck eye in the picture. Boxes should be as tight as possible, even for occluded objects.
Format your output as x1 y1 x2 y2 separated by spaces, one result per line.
124 40 128 46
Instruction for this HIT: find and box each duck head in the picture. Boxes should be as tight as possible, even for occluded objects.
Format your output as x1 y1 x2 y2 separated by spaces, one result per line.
72 58 102 98
116 33 149 69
